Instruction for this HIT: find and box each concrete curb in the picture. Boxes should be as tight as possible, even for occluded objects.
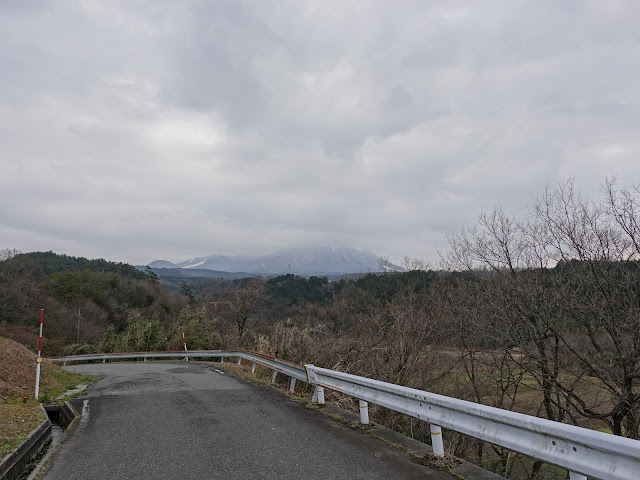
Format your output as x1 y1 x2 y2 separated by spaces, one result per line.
28 401 81 480
0 405 52 480
43 402 78 430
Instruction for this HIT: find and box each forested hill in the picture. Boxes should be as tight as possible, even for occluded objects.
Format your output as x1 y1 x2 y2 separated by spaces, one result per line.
23 251 146 278
0 251 177 354
0 250 440 356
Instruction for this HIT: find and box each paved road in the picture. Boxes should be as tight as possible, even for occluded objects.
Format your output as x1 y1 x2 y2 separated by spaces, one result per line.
41 362 458 480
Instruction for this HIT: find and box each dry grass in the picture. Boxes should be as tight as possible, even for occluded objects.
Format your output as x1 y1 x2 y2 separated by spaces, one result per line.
218 360 315 399
0 399 46 456
0 337 41 398
0 337 94 456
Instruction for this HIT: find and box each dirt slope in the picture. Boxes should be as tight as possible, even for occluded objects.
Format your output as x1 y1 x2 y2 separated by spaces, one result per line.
0 337 39 398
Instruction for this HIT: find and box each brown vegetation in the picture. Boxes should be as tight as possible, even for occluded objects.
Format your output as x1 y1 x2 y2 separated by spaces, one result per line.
0 337 93 456
2 178 639 479
0 337 41 398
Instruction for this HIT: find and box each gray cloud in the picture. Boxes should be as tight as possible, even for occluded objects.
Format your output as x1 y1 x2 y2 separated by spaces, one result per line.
2 0 640 265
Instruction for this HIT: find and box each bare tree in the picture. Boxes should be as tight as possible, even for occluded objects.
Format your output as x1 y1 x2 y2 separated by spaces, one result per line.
227 279 268 338
532 179 640 438
0 248 20 262
444 178 640 439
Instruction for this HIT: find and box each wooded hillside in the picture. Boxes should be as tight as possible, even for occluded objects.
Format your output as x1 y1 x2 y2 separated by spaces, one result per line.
2 179 639 478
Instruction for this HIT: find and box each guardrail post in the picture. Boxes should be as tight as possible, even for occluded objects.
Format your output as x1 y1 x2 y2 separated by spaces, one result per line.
271 371 278 383
430 424 444 457
289 378 296 393
359 400 369 424
102 358 106 363
569 473 587 480
251 362 256 374
316 386 325 404
237 357 241 365
144 356 147 362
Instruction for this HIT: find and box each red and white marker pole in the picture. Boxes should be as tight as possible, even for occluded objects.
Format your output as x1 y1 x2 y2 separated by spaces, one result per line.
181 326 188 362
35 309 44 399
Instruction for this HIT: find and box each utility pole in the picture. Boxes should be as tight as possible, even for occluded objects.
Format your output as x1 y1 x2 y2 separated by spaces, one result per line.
77 309 81 344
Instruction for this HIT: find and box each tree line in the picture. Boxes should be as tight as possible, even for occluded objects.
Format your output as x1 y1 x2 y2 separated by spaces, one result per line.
2 178 639 478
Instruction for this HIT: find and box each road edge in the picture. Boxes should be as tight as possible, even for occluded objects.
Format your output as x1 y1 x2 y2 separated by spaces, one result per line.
218 362 505 480
29 401 82 480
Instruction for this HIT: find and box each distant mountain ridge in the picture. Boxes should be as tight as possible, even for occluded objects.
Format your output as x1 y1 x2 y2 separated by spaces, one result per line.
149 246 383 276
147 267 256 280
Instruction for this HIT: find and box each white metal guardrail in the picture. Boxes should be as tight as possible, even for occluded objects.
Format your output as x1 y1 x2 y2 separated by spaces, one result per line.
50 350 307 381
303 365 640 480
50 351 640 480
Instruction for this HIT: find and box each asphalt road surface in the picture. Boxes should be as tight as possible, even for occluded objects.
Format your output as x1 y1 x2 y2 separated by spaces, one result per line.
40 362 459 480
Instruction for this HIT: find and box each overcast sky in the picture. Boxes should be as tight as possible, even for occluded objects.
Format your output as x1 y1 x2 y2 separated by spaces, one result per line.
2 1 639 266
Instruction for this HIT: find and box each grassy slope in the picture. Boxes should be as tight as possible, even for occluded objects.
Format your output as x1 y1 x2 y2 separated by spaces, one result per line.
0 337 93 456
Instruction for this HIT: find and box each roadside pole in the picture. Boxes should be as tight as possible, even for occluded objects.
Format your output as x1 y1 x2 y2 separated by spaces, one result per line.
35 309 44 399
181 327 189 362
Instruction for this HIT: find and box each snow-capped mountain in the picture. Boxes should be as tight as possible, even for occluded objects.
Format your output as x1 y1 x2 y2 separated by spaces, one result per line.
149 246 383 276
